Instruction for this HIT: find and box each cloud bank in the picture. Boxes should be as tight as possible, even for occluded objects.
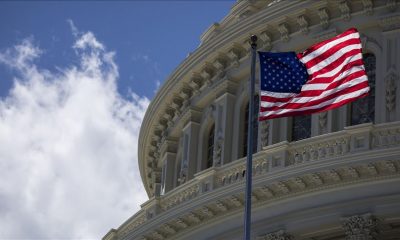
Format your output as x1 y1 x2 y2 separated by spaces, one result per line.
0 28 149 239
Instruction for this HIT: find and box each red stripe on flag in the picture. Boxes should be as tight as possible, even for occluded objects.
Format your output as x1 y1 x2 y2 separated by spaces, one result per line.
260 81 369 112
259 28 369 121
299 28 358 59
259 92 369 121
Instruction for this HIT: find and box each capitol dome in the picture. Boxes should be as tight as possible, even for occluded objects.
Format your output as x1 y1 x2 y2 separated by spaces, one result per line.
104 1 400 239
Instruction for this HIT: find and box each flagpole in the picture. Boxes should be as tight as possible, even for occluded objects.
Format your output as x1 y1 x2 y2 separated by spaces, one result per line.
244 35 257 240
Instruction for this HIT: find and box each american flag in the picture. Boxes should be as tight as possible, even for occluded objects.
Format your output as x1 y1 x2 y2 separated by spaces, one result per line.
258 28 369 121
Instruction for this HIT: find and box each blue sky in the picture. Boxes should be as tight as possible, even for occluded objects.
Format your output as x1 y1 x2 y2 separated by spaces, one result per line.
0 1 233 99
0 1 233 239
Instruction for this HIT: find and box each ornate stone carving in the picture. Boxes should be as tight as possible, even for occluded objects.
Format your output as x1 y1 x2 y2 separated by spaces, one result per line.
342 213 379 240
200 69 212 87
178 165 188 185
189 72 203 95
385 70 398 112
307 173 324 186
229 196 243 207
319 111 328 133
213 130 224 166
259 186 274 198
161 224 176 235
297 15 309 34
362 0 373 15
259 30 272 51
383 160 396 173
278 22 290 42
379 15 400 31
325 169 342 182
171 97 183 116
200 207 214 218
343 167 359 178
179 86 192 108
292 177 306 189
174 218 189 229
365 164 378 176
164 108 175 128
213 56 228 79
227 43 245 67
251 193 259 202
260 120 270 147
158 117 168 131
339 0 351 21
201 62 215 86
275 181 290 194
186 212 201 224
215 201 228 212
151 231 165 240
386 0 397 12
257 230 293 240
318 7 330 29
204 104 215 122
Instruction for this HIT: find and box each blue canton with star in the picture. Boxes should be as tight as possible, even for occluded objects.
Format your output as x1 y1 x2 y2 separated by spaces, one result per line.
258 52 309 93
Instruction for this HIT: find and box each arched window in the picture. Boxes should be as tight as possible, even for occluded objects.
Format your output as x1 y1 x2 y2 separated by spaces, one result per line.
206 124 215 169
350 53 376 125
242 95 259 157
292 115 311 141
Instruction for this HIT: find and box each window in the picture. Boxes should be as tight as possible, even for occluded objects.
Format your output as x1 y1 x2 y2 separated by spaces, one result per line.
242 95 259 157
206 124 215 168
292 115 311 141
350 53 376 125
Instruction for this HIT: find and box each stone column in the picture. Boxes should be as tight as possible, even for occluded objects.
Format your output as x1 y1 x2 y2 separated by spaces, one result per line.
213 83 236 166
259 120 270 148
342 213 379 240
181 120 200 180
381 29 400 122
160 152 176 194
268 118 280 145
151 170 162 197
159 138 178 194
312 110 335 136
281 117 291 142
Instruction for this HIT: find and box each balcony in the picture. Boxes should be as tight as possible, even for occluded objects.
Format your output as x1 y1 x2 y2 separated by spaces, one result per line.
110 121 400 240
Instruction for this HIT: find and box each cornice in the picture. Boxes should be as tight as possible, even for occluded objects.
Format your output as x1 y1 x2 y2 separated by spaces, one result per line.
138 0 399 197
159 138 178 159
379 12 400 32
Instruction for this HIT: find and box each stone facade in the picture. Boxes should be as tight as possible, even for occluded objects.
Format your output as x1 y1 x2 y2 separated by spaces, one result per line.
104 0 400 239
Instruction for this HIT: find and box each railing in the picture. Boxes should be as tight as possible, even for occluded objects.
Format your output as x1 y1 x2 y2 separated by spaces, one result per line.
289 132 351 164
118 210 146 238
372 122 400 148
160 178 200 211
117 122 400 237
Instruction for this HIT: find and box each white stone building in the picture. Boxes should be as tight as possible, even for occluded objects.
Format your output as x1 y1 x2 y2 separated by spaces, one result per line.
104 1 400 239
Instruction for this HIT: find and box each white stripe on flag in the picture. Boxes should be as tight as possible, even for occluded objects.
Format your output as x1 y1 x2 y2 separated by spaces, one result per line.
300 32 360 64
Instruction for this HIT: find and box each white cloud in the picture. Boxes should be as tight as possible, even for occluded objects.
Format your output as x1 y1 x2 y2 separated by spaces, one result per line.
67 19 79 37
0 27 149 239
